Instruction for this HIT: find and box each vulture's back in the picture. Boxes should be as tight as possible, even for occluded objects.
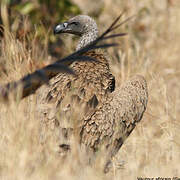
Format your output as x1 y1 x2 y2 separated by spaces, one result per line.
37 50 115 130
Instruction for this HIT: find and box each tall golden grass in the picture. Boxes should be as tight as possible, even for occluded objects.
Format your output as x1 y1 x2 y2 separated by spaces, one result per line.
0 0 180 179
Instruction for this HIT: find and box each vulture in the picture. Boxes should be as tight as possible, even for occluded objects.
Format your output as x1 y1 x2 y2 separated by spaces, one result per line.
37 15 148 172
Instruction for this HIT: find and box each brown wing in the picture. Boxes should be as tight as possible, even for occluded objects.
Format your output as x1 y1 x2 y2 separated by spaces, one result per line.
79 75 148 172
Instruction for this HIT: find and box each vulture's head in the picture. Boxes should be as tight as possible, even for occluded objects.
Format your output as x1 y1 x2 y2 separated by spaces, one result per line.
54 15 98 50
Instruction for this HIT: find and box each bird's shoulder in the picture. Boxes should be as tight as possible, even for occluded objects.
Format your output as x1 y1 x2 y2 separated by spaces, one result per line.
43 50 114 102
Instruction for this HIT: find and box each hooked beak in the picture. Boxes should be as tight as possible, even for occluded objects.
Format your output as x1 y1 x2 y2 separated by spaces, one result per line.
53 22 69 34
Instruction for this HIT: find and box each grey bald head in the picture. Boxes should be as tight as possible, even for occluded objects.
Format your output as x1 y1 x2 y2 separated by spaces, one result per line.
54 15 98 50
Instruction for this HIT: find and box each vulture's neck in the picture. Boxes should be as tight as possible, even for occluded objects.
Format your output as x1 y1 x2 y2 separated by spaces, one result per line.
76 27 98 51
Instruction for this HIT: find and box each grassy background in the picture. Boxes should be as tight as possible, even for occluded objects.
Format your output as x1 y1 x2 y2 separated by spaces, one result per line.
0 0 180 179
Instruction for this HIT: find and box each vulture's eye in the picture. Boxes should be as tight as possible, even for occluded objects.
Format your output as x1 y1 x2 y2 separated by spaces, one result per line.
71 22 79 26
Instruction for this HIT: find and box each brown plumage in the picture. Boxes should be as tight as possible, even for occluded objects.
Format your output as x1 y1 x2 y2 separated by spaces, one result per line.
37 50 115 144
39 50 114 111
80 75 148 172
81 75 147 151
37 14 148 173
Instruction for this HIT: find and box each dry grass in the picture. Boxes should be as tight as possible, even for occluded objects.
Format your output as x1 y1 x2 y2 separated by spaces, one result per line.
0 0 180 179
